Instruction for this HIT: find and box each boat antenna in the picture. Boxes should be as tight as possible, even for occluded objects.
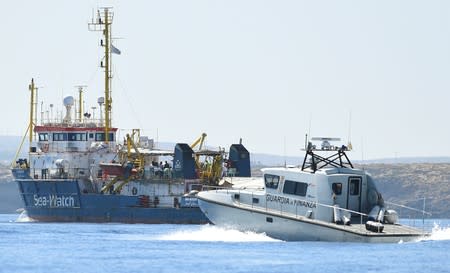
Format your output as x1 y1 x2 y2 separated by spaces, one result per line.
304 133 308 151
75 85 87 123
361 136 365 169
89 7 114 143
283 136 286 168
308 113 312 140
347 110 352 148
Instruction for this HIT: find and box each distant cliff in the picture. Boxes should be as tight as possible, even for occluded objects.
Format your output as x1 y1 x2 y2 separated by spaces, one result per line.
355 163 450 218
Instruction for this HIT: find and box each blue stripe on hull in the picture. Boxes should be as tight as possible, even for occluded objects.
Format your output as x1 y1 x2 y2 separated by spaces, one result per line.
16 179 208 224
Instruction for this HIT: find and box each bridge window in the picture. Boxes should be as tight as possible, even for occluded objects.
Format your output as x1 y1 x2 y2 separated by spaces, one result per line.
39 133 48 141
283 180 308 197
68 133 87 141
264 174 280 189
53 133 67 141
95 133 115 141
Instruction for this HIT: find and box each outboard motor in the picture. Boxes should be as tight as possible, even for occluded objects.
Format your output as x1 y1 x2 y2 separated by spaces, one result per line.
384 209 399 224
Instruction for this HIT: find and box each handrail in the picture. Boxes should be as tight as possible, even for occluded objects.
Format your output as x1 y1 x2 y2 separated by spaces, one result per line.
384 201 432 216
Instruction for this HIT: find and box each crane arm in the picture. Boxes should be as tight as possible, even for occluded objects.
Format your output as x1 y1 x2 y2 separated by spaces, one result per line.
190 133 207 150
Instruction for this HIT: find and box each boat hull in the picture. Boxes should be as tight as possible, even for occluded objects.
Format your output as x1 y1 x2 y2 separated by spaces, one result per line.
16 179 208 224
197 195 426 243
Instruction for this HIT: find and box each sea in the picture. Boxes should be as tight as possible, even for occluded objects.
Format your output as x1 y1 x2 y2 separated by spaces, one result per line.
0 214 449 273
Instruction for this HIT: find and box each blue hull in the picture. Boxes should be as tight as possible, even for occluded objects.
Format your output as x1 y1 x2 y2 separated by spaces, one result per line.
16 178 208 224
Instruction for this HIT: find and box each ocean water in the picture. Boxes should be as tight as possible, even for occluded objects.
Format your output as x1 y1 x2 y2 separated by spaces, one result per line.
0 214 449 273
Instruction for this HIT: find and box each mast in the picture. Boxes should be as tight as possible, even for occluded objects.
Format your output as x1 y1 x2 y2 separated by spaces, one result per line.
89 8 113 143
28 78 36 152
75 85 86 122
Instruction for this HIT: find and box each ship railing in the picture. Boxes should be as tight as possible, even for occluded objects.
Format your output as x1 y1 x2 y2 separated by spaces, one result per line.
40 118 105 128
29 167 91 181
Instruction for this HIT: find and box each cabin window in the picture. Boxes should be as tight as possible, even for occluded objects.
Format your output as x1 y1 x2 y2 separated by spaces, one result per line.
349 178 360 195
332 183 342 195
283 180 308 197
68 133 87 141
264 174 280 189
39 133 48 141
53 133 67 141
95 133 115 141
95 133 104 141
89 133 94 139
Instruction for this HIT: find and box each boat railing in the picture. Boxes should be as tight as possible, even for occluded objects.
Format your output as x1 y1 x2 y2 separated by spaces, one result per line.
384 200 432 231
223 188 432 233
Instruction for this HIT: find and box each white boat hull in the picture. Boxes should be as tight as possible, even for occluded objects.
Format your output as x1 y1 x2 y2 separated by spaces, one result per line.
198 195 426 243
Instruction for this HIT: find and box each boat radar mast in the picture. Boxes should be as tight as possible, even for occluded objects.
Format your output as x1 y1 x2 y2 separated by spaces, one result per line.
88 7 114 143
301 136 353 173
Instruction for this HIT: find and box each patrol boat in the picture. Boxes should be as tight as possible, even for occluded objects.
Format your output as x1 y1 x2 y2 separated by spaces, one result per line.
11 8 251 224
198 137 430 242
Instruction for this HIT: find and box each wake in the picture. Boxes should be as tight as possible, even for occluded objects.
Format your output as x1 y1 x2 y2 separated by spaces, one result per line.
416 223 450 242
157 224 280 242
427 223 450 241
15 211 36 223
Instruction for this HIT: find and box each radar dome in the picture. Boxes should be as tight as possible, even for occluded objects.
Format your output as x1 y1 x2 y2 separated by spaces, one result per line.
63 96 75 106
97 97 105 105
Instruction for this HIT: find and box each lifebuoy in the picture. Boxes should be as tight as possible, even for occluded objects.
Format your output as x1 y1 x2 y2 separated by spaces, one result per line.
132 187 138 195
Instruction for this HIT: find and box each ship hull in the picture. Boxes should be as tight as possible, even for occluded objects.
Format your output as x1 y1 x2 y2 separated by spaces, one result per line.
16 179 208 224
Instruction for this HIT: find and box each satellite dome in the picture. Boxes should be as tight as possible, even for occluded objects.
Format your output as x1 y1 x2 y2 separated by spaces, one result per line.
63 96 75 106
97 97 105 105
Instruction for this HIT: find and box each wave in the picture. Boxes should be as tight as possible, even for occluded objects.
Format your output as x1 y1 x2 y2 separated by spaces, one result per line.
416 222 450 242
157 224 280 242
428 223 450 241
15 211 36 223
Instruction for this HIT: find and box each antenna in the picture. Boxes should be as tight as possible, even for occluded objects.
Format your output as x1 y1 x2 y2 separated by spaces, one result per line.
308 113 312 140
283 136 286 168
347 111 352 148
75 85 87 122
40 101 44 125
89 7 114 143
49 104 54 123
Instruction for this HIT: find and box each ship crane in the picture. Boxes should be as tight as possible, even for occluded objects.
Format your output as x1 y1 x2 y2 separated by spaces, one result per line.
190 133 207 151
190 133 224 183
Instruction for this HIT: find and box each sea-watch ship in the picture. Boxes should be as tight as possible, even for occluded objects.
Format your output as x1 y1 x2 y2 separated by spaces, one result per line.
11 8 251 223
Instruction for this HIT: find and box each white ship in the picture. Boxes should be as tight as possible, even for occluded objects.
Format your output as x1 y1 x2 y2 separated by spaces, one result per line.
198 137 430 242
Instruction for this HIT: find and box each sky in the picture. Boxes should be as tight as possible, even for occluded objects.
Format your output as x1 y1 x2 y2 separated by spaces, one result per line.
1 0 450 160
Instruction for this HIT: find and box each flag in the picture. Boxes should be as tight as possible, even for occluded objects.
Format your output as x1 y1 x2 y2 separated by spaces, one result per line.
111 44 121 55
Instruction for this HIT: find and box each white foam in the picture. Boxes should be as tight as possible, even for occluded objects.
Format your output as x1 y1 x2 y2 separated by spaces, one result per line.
157 224 280 242
427 223 450 241
416 222 450 242
15 211 36 223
